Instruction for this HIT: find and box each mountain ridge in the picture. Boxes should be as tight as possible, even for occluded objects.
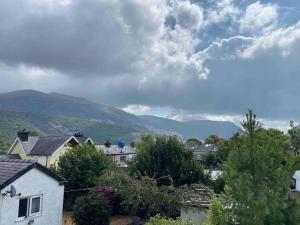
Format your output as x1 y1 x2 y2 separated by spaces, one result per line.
0 90 239 141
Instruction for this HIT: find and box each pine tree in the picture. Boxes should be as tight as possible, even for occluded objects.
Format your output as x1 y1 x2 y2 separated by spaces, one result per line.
224 110 299 225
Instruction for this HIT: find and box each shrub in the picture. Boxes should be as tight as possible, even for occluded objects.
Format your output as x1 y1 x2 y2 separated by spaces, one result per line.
72 192 111 225
146 216 195 225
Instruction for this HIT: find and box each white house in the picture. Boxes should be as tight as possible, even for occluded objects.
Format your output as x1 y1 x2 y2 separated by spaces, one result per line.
293 170 300 191
0 159 65 225
97 141 136 167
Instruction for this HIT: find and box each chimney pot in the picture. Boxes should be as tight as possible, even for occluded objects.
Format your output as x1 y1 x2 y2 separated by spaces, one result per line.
17 129 29 142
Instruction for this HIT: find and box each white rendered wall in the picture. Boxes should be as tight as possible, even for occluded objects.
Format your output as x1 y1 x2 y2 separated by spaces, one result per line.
0 168 64 225
294 170 300 191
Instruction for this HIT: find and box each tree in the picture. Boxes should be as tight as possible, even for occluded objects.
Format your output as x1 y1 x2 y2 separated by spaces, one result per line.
130 135 204 186
288 121 300 154
202 151 218 169
224 110 298 225
72 191 111 225
0 138 10 154
146 216 194 225
205 198 229 225
54 144 113 208
99 170 181 219
205 135 223 145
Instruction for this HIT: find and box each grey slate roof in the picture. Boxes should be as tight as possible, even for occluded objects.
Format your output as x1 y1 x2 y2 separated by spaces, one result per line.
0 159 65 189
0 154 21 159
28 136 71 156
21 136 39 154
0 159 34 189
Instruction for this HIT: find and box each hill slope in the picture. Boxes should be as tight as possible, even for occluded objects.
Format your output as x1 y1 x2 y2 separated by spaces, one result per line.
0 90 239 142
0 90 145 129
140 115 239 139
0 110 139 144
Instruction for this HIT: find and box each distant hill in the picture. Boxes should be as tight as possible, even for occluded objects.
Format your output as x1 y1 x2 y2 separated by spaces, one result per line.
0 90 239 144
0 90 145 129
0 110 140 145
140 115 239 139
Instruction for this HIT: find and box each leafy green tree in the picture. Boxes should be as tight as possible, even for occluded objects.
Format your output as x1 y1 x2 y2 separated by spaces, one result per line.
186 138 202 146
288 121 300 154
224 110 299 225
205 135 223 145
202 151 218 169
205 198 229 225
99 170 181 219
130 135 204 186
55 144 113 209
56 144 113 190
72 191 111 225
146 216 194 225
0 138 10 154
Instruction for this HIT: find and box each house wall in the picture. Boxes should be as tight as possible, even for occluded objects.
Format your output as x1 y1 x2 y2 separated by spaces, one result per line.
49 145 71 166
0 168 64 225
25 146 72 168
9 142 30 160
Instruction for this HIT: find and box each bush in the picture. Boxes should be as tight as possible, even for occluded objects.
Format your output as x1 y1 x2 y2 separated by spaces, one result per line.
99 170 181 219
146 216 194 225
72 192 111 225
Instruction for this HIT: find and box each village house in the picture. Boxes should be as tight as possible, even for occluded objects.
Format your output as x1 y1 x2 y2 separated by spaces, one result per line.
0 159 65 225
7 130 93 168
97 140 136 167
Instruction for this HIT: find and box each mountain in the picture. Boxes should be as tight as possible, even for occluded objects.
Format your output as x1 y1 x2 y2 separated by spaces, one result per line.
0 110 139 144
0 90 145 129
140 115 239 139
0 90 239 144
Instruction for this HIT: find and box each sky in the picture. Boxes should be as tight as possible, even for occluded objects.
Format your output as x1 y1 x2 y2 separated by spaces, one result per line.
0 0 300 131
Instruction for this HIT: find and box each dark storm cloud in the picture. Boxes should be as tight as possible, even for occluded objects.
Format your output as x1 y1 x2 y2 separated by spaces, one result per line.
0 0 160 77
0 0 300 125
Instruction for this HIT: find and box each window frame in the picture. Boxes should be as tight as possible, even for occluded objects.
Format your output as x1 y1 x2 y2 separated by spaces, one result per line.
29 195 42 216
120 155 127 162
17 195 43 220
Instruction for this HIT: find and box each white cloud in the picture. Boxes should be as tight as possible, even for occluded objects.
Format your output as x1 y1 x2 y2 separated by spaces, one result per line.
122 104 152 115
241 21 300 58
176 1 204 29
240 1 278 32
206 0 240 25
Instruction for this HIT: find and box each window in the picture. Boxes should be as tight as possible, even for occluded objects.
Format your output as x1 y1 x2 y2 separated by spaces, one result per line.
120 155 126 162
18 198 28 218
18 195 42 219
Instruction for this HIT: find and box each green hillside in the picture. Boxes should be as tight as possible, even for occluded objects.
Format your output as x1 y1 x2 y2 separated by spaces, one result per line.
0 110 141 146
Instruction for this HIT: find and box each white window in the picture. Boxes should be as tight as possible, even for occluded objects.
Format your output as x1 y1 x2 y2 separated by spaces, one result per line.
18 195 42 219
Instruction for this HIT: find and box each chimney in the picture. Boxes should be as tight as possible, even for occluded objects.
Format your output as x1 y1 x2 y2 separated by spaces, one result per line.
17 129 29 142
74 131 83 138
104 140 111 148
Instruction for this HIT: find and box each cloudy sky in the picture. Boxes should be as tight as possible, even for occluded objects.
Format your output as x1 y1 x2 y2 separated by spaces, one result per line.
0 0 299 130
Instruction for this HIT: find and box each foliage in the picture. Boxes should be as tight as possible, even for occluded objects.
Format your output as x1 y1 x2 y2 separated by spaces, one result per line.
99 170 181 219
205 135 223 145
186 138 202 146
204 198 229 225
130 134 204 186
54 144 113 209
288 121 300 154
223 110 299 225
72 191 111 225
211 176 225 194
202 152 218 169
146 216 195 225
97 186 121 215
56 144 113 190
0 138 10 154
